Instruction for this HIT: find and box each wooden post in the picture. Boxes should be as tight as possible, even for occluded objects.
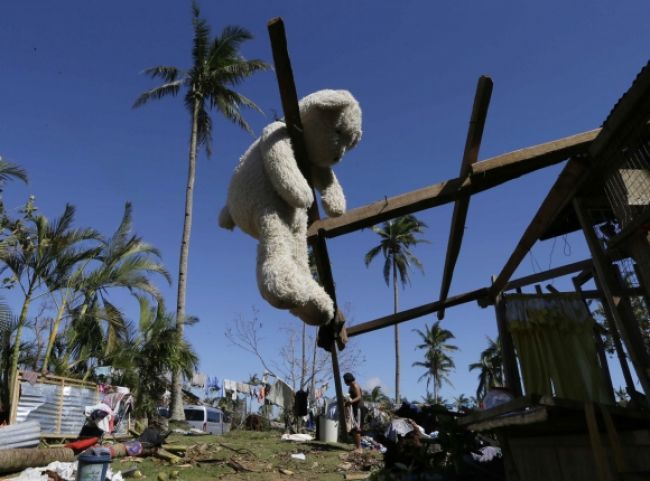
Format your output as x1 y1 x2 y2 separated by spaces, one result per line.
55 379 64 434
573 197 650 395
492 281 523 398
438 76 493 319
572 277 616 401
267 17 347 439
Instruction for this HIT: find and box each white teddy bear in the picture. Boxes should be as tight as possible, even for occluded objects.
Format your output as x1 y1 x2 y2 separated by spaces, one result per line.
219 89 362 325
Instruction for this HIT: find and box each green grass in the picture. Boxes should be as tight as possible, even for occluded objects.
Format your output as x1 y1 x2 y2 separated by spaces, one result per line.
117 430 383 481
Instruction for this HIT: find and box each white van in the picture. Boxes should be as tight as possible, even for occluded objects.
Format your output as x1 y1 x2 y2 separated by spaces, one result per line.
183 405 231 435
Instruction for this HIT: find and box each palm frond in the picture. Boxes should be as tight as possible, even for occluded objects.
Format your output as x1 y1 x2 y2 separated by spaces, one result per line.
191 1 210 66
141 65 182 83
132 80 184 108
209 25 253 62
0 158 28 186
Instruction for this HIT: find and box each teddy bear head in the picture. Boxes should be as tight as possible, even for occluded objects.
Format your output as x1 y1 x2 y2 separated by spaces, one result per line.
298 89 362 168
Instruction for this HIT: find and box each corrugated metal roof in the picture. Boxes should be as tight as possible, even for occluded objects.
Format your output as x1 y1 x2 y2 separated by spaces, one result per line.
0 420 40 449
16 381 99 437
602 60 650 128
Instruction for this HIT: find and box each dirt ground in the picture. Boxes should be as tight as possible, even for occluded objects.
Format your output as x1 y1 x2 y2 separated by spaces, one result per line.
121 430 384 481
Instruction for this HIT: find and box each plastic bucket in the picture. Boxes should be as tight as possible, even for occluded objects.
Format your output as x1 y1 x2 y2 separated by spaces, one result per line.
318 416 338 443
76 448 112 481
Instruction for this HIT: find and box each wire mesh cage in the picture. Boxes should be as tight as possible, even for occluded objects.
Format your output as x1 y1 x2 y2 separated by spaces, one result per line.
603 132 650 229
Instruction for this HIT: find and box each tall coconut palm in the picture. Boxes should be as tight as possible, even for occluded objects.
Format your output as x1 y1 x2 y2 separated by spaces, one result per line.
468 336 503 400
0 203 97 398
365 215 428 404
66 203 170 378
412 320 458 404
133 1 270 421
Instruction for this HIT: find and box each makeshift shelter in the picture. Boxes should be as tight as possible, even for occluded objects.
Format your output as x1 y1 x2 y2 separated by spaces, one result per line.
264 18 650 481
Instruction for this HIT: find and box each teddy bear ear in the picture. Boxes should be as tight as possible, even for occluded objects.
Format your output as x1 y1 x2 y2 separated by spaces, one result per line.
301 89 357 112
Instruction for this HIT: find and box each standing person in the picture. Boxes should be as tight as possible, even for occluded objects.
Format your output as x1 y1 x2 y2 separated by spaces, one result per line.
343 372 363 452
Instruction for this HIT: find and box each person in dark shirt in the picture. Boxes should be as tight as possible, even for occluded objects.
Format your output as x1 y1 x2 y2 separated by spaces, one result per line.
343 372 363 451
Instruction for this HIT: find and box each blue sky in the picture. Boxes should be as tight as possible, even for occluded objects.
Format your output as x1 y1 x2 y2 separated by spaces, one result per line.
1 0 648 403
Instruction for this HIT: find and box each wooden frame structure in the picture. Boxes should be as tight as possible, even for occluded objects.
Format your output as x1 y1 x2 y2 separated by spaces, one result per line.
266 19 650 446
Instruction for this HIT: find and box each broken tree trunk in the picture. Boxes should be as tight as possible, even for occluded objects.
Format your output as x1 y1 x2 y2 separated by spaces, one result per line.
0 447 75 474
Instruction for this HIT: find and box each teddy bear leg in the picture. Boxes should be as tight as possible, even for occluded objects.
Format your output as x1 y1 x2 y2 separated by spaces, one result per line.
287 213 335 326
256 212 318 312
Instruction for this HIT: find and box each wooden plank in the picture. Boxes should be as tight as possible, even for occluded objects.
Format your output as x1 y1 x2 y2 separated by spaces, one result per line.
489 155 592 297
466 406 548 432
347 287 489 337
599 405 629 474
471 129 599 178
267 16 347 440
347 258 602 338
438 76 493 320
458 394 537 426
55 379 64 435
504 258 593 291
496 292 523 397
307 129 598 239
584 402 614 481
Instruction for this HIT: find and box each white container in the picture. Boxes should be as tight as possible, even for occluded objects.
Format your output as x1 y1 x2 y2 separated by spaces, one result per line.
319 416 338 443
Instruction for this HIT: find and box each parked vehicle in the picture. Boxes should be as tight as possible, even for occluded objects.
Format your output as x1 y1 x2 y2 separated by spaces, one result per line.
183 405 231 435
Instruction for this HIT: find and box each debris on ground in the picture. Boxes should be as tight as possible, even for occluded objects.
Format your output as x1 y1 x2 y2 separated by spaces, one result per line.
3 460 124 481
280 433 313 442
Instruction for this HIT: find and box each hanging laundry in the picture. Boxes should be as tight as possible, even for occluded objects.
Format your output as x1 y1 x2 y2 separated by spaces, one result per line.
191 372 207 388
267 379 294 410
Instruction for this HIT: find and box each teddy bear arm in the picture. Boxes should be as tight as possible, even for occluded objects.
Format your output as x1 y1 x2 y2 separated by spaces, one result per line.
312 166 346 217
261 124 314 209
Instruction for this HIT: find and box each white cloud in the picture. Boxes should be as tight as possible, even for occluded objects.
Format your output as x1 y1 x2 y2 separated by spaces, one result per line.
364 377 388 392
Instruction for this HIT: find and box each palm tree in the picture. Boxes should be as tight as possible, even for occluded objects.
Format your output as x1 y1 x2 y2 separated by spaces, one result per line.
65 203 170 378
468 336 503 400
115 298 198 420
363 385 390 408
41 228 101 374
365 215 427 405
0 202 97 399
412 320 458 404
452 393 471 411
133 1 270 421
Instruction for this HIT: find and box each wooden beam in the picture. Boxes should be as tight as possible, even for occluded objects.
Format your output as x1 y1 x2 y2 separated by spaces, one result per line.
495 289 523 398
438 76 493 320
347 288 489 337
573 197 650 395
307 129 599 240
504 258 593 292
267 17 347 438
573 278 616 402
489 155 592 298
470 129 599 179
347 258 603 338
